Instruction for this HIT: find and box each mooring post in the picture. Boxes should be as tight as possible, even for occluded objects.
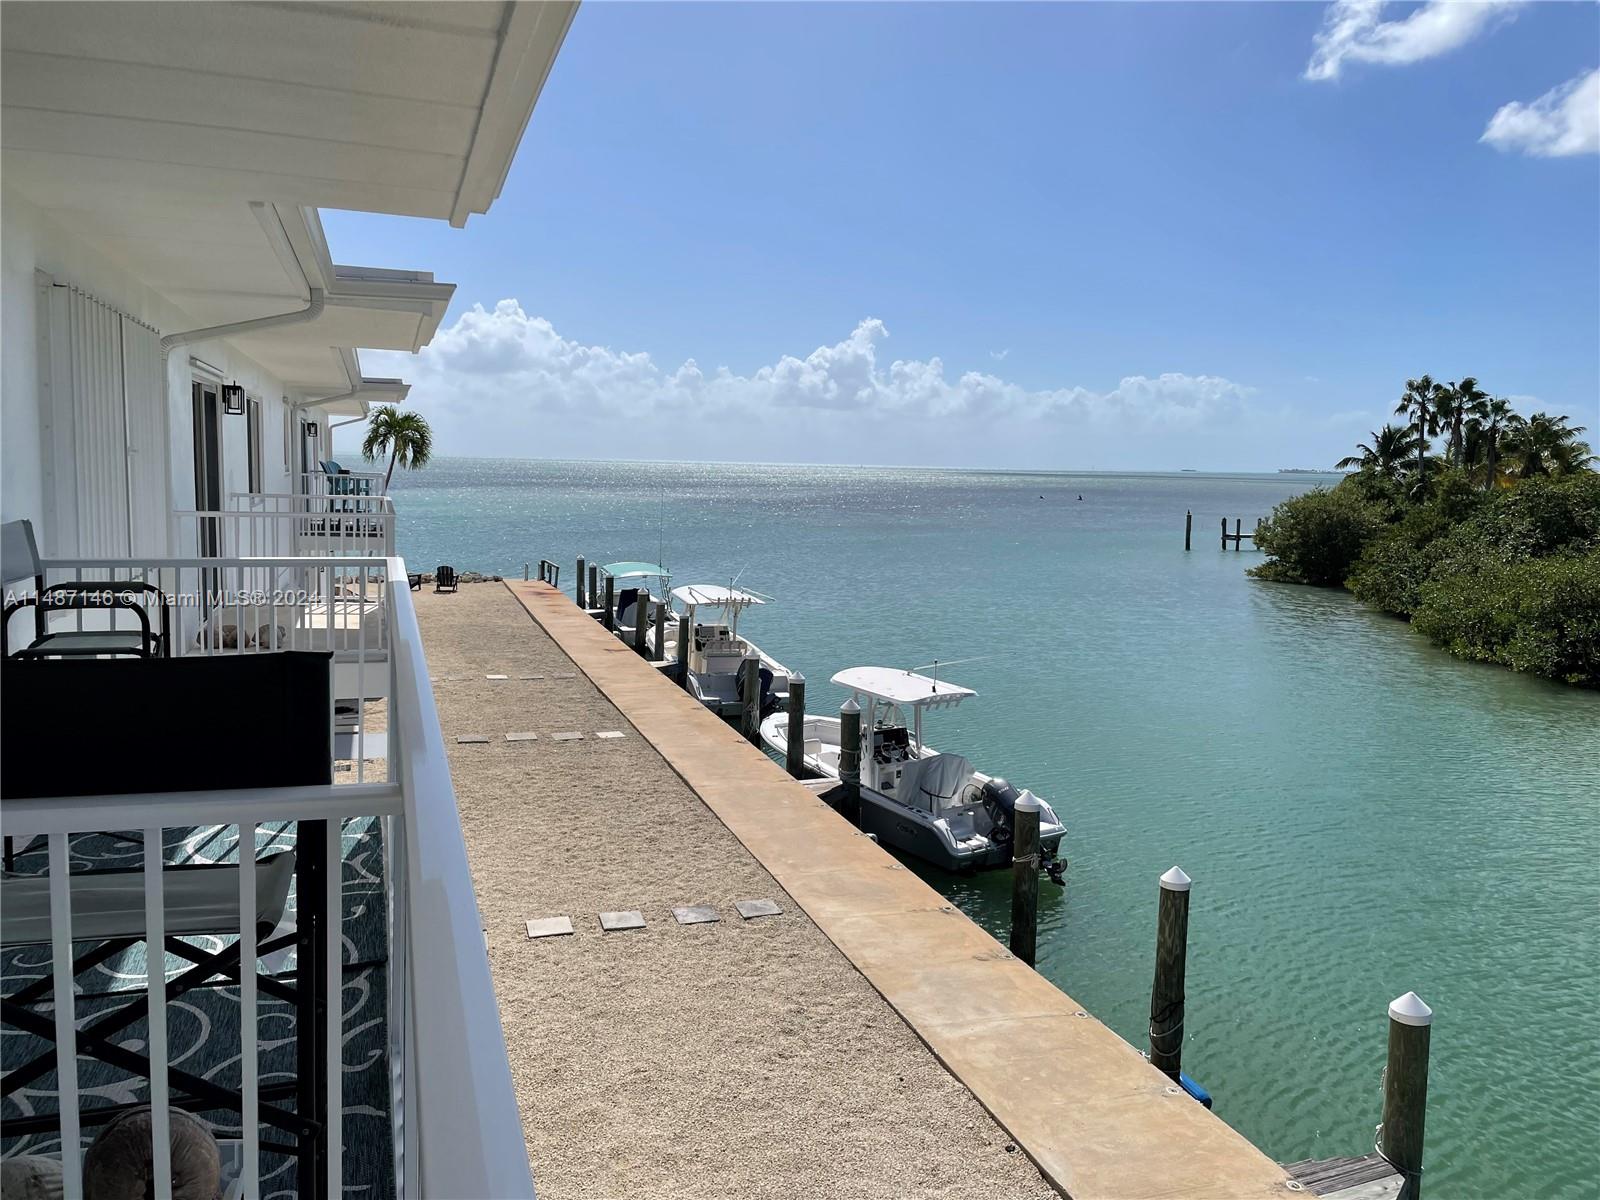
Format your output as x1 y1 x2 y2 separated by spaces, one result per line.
1380 991 1433 1200
1220 517 1227 549
839 698 862 809
1234 517 1242 551
1009 792 1041 966
576 556 587 608
602 574 615 631
1149 865 1191 1079
676 614 691 688
635 595 651 656
653 595 667 662
1185 510 1192 552
588 563 600 613
523 563 530 581
785 673 807 779
737 657 761 744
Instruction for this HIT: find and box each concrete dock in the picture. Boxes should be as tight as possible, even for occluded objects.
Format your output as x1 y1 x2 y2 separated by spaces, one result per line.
415 580 1295 1199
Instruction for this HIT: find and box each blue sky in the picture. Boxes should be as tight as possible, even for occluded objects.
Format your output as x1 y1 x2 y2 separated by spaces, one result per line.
327 1 1600 471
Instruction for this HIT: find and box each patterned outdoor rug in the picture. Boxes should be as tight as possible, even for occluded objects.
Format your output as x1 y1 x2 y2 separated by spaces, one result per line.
1 819 394 1199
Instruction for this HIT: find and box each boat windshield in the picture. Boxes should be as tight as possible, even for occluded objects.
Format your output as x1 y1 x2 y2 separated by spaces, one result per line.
872 702 906 730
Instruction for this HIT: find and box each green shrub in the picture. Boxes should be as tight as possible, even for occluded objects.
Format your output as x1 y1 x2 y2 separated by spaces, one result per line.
1348 473 1488 615
1250 485 1387 586
1413 552 1600 686
1436 472 1600 566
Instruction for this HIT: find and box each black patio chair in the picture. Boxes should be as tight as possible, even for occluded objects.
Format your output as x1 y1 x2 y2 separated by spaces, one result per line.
1 520 170 660
435 565 458 593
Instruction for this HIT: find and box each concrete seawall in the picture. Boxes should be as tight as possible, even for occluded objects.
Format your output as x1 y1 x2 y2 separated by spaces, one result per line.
508 580 1294 1200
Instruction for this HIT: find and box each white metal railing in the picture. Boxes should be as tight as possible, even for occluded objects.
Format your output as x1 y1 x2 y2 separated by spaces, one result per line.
169 494 396 558
0 556 532 1198
297 469 387 501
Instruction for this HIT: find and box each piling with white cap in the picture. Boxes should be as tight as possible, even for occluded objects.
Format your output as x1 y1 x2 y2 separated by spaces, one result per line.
1009 791 1043 967
1380 991 1433 1200
785 674 807 779
838 698 862 814
1149 865 1192 1079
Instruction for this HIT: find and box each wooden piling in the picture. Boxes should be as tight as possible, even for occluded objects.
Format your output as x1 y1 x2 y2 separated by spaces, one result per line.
653 595 667 662
1380 992 1432 1200
523 563 529 581
576 556 587 608
1234 518 1242 551
785 674 807 779
635 595 651 656
838 698 861 802
588 563 600 614
676 614 691 688
738 657 761 744
1009 793 1041 966
1149 865 1191 1080
1185 510 1192 552
1220 517 1227 549
602 575 615 631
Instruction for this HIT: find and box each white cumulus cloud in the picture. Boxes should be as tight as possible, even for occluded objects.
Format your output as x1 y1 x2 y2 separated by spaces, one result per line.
1304 0 1524 82
1481 68 1600 157
357 301 1267 468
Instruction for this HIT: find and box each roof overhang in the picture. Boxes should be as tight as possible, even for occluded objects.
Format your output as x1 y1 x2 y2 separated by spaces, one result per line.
2 1 577 226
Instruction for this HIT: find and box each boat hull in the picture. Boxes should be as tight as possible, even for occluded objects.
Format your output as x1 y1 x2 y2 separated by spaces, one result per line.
758 712 1065 873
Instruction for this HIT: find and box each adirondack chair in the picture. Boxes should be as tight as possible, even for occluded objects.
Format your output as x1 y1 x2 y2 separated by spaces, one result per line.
434 565 458 593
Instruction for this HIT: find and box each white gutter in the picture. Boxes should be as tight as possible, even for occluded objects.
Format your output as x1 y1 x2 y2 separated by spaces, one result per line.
159 288 326 357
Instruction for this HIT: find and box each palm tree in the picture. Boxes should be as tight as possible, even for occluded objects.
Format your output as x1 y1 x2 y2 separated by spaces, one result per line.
1464 396 1516 490
1336 423 1420 480
1440 377 1488 466
1395 375 1444 488
361 405 434 491
1502 412 1595 479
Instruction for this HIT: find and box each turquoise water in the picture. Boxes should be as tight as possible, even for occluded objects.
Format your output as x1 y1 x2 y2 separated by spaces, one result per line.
393 458 1600 1198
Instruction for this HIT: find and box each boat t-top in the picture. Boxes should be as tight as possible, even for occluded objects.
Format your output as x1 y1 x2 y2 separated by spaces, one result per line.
760 666 1066 874
601 562 670 639
671 584 791 718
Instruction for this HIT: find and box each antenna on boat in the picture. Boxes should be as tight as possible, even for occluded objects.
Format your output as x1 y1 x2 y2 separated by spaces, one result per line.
907 655 992 691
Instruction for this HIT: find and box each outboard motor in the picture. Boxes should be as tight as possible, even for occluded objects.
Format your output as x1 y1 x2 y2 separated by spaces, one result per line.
758 666 778 716
982 777 1021 846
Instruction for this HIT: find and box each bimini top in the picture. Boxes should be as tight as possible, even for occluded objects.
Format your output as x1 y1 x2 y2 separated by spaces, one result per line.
670 584 767 608
831 667 977 708
603 562 669 580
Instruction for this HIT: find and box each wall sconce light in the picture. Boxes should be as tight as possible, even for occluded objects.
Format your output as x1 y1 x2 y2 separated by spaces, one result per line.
305 422 319 439
222 383 246 415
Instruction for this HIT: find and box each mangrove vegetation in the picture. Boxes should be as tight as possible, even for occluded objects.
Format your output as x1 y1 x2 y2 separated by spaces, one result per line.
1252 377 1599 686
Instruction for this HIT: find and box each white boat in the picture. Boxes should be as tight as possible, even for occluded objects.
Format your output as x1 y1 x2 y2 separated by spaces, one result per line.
670 584 791 717
760 666 1066 873
602 561 670 642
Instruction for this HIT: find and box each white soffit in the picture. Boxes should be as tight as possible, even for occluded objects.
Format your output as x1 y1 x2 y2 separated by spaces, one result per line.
1 0 577 224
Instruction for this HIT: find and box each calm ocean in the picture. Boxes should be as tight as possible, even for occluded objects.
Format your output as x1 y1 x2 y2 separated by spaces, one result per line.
391 457 1600 1197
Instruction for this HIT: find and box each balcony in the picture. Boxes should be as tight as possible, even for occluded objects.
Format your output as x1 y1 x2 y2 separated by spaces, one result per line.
1 554 530 1198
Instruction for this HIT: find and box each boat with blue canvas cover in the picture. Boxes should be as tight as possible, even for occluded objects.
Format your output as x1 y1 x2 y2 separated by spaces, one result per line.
601 562 670 640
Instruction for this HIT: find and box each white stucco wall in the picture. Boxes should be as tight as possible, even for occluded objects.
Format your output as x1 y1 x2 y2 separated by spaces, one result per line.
1 186 316 557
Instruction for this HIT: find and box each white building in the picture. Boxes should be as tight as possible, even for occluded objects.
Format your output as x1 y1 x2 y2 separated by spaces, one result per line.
1 4 576 1196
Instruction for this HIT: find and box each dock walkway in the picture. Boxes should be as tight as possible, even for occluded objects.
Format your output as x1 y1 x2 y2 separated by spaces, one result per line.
504 581 1294 1200
413 582 1057 1200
